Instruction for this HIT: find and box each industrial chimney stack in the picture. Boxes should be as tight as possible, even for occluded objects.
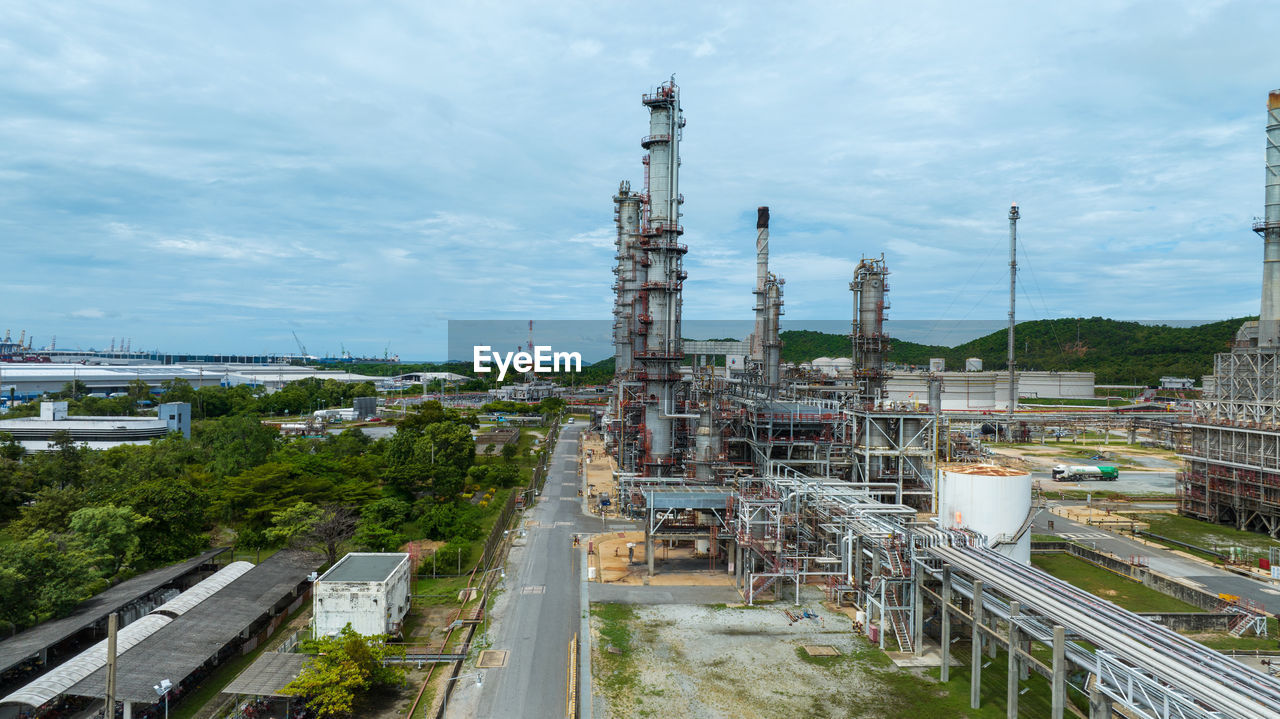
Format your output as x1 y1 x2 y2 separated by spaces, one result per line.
752 206 770 364
1257 90 1280 348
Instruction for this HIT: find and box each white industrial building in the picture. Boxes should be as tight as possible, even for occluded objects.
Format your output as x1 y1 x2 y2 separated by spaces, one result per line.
0 363 383 405
313 553 411 638
0 401 190 451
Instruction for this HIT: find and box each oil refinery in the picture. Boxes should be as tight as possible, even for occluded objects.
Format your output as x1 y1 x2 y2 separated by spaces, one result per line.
600 80 1280 719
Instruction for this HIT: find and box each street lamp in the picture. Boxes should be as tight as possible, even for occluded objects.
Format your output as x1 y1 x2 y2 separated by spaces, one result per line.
153 678 172 719
441 671 483 717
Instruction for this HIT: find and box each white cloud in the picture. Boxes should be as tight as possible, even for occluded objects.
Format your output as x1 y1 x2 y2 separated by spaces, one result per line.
0 1 1273 354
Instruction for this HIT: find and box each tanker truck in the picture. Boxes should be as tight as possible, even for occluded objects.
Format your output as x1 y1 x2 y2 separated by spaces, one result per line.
1051 464 1119 481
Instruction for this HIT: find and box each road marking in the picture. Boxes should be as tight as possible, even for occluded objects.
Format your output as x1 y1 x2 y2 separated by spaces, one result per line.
561 497 578 501
521 585 546 594
1058 532 1111 540
555 521 573 527
1260 588 1280 596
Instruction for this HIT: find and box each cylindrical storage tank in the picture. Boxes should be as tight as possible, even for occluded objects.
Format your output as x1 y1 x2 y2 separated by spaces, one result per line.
940 373 995 410
862 417 891 447
929 358 945 373
937 463 1032 563
901 418 926 448
965 357 983 372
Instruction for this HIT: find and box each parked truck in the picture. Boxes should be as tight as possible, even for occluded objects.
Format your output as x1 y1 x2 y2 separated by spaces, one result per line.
1051 464 1119 481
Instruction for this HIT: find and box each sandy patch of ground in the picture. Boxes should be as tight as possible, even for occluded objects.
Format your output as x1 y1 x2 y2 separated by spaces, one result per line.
591 600 884 719
588 531 733 586
580 433 623 517
1048 506 1150 531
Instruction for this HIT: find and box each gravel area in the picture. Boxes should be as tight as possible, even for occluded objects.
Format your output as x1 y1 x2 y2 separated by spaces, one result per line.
591 595 884 719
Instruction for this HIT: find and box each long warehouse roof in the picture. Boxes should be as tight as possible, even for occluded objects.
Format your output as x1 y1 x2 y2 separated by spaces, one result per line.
0 563 254 710
66 551 323 703
0 548 226 676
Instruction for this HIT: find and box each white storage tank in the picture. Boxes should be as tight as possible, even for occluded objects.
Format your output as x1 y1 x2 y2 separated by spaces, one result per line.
965 357 983 372
940 372 996 410
937 463 1032 564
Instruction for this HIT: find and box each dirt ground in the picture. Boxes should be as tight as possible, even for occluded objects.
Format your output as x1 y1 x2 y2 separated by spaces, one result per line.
1048 506 1151 531
591 598 885 719
990 443 1179 472
588 531 733 586
580 433 623 517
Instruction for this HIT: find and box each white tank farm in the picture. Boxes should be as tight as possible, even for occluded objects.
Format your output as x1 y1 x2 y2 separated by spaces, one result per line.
994 371 1094 403
937 463 1032 564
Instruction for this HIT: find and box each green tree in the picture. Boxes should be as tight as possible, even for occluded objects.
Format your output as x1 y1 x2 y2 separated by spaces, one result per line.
69 504 146 574
127 379 153 404
121 475 211 564
8 485 87 536
283 626 405 718
353 498 411 552
268 501 356 565
56 380 89 400
0 530 100 626
0 432 23 462
194 415 279 477
159 377 197 405
46 430 85 488
234 526 271 563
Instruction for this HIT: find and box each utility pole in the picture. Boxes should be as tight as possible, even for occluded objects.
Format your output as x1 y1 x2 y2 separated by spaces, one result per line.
1007 203 1019 440
105 613 118 719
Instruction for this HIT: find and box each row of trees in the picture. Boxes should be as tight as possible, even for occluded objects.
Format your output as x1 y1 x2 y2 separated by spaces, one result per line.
0 396 533 630
776 318 1250 386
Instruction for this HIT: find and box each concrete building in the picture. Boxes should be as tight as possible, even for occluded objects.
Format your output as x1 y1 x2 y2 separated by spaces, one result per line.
0 401 190 451
0 363 383 404
489 380 558 402
313 553 411 637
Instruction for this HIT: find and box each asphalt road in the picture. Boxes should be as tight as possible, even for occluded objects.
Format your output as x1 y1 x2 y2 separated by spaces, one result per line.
448 423 605 718
1033 506 1280 613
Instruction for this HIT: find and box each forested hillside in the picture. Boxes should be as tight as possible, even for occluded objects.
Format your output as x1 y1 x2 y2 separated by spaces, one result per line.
778 318 1248 385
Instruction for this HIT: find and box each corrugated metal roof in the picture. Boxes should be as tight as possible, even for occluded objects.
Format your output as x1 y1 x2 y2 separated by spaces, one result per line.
149 562 254 618
0 548 226 676
0 615 172 709
221 652 311 698
644 489 732 510
66 551 323 703
0 562 254 709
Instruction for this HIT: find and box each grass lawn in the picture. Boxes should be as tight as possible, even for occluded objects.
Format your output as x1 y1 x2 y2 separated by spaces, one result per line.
849 638 1081 719
1135 513 1280 563
1030 553 1201 613
1192 617 1280 652
590 603 639 703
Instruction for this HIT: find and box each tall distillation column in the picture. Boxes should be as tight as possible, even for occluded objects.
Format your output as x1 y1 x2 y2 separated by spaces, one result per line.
1257 91 1280 348
613 181 643 374
763 276 783 389
851 256 890 405
636 80 687 475
751 207 770 368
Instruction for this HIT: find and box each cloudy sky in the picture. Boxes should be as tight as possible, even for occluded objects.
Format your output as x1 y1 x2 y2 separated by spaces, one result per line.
2 1 1277 359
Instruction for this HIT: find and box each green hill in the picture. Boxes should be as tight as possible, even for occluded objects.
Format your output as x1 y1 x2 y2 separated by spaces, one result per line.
778 318 1250 386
